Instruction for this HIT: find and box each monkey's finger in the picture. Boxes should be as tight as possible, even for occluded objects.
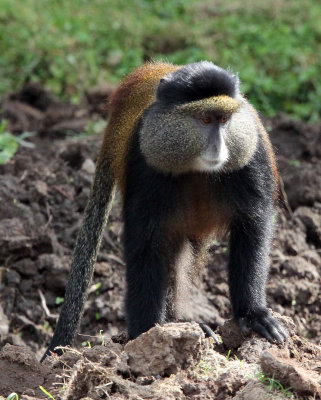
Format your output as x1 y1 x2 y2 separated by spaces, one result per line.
279 326 288 340
251 321 274 343
238 318 251 336
265 318 288 342
267 325 285 344
272 319 288 340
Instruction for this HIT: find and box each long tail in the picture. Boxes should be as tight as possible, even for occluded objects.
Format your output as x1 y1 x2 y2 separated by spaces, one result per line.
41 158 115 362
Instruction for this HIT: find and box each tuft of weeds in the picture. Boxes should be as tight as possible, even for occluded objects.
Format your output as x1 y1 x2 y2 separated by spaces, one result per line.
258 371 297 399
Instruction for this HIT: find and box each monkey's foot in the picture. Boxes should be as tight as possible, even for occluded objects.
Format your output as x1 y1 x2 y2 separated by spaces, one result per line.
237 308 288 344
199 323 222 345
174 319 221 344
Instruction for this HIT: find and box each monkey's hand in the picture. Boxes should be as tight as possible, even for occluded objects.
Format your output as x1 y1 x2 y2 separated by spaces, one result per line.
237 308 288 344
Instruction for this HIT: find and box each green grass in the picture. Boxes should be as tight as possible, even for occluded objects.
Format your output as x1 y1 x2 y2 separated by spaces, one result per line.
0 0 320 120
39 386 55 400
258 371 297 399
6 394 19 400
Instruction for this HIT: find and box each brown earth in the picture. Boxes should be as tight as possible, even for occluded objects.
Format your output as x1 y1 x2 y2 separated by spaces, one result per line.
0 83 320 399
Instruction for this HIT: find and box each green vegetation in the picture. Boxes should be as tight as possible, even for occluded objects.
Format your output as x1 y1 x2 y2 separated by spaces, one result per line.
0 120 34 164
99 329 105 346
55 296 64 305
194 360 214 377
6 394 19 400
258 371 297 399
39 386 55 400
0 0 320 120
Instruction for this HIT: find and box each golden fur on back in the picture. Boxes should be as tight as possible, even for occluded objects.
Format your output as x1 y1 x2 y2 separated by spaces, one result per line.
98 62 179 191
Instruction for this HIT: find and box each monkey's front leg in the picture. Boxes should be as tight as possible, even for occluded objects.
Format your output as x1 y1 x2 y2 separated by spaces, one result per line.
123 209 182 339
228 211 287 343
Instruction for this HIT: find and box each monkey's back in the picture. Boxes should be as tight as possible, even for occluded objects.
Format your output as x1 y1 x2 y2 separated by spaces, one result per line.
98 62 179 192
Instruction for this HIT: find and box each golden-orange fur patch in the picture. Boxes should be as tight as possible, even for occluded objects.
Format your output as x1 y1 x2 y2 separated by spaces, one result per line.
164 174 232 240
97 62 180 192
178 95 240 115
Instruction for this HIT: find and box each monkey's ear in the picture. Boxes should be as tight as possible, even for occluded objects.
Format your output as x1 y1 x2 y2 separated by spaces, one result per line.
159 77 170 84
156 76 172 101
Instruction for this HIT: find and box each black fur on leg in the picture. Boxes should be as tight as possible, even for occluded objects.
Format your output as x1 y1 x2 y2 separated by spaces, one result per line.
225 136 287 343
124 224 183 339
123 127 184 339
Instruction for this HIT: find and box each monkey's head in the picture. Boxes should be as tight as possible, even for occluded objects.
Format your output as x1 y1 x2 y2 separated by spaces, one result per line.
139 61 259 174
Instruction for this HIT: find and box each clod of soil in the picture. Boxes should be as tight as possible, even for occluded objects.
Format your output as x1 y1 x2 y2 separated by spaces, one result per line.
124 322 204 376
261 348 321 397
0 343 50 397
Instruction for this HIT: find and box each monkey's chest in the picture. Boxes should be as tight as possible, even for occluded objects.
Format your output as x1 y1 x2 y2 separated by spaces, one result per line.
167 178 232 239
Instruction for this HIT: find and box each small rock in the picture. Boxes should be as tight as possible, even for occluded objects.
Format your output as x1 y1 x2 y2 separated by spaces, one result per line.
282 229 309 256
280 256 319 280
0 305 9 338
182 382 201 396
81 158 96 174
5 269 21 285
13 258 38 277
38 254 69 290
294 206 321 246
301 249 321 267
0 218 33 256
34 180 48 197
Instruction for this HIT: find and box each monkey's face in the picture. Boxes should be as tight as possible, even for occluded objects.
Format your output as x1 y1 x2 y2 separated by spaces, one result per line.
139 96 259 175
189 111 230 172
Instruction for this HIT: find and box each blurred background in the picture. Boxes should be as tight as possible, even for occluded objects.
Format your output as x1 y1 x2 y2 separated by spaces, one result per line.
1 0 320 120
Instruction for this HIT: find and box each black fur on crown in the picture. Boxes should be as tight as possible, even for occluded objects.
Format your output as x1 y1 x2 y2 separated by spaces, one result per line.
156 61 239 104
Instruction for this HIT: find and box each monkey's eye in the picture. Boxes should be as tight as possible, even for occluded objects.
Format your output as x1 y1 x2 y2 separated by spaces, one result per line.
220 115 229 124
201 116 212 124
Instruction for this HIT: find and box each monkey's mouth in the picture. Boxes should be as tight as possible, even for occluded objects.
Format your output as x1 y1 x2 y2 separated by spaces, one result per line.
200 156 221 166
193 156 227 172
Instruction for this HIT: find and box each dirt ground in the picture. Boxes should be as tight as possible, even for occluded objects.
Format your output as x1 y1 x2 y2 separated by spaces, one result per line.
0 83 320 399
